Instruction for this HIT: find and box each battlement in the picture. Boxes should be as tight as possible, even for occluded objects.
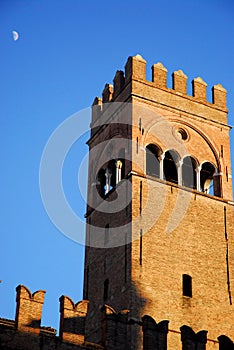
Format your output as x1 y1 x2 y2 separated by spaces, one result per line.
1 284 234 349
15 284 46 334
92 54 228 125
0 285 101 350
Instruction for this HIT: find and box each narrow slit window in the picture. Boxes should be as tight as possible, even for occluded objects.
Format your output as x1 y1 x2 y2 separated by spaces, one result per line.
182 274 192 297
104 278 109 301
221 145 223 158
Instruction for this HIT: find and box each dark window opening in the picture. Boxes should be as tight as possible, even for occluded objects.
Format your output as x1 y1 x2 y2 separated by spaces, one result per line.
163 150 179 184
97 168 106 198
182 156 197 189
104 278 109 301
146 144 161 178
96 159 118 198
200 162 215 195
108 160 116 189
182 274 192 297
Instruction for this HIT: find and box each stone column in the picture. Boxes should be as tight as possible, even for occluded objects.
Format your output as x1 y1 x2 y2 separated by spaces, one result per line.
116 160 123 184
196 165 201 192
160 154 165 180
178 160 183 186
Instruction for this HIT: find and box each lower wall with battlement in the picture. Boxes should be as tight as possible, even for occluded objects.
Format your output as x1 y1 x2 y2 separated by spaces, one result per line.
0 285 234 349
0 285 102 350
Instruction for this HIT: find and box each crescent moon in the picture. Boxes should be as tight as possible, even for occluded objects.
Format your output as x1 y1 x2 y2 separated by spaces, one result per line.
12 31 19 41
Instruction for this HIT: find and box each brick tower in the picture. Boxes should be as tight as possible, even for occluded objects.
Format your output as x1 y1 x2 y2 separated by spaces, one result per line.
83 55 234 349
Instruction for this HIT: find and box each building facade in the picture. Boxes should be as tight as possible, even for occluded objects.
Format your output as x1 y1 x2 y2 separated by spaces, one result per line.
1 55 234 349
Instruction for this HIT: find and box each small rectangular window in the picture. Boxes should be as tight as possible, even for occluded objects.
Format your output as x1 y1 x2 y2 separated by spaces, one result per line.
182 274 192 297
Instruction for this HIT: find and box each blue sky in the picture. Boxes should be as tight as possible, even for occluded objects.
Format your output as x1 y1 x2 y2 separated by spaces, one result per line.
1 0 234 331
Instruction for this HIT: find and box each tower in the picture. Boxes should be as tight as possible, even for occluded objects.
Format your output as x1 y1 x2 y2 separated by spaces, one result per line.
83 55 234 349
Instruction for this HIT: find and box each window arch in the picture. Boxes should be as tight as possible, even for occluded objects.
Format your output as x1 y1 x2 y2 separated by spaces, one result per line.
146 144 161 178
200 162 215 195
182 156 197 189
163 150 180 184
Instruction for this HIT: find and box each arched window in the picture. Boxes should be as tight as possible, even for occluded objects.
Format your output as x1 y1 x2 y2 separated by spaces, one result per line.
97 168 106 198
200 162 215 195
96 160 116 198
163 150 179 184
146 144 161 178
182 156 197 189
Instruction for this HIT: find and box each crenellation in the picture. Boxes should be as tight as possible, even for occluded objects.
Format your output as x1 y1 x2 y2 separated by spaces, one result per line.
92 96 102 107
125 54 146 83
172 69 188 94
218 335 234 349
192 77 207 101
102 84 113 104
92 97 102 125
101 305 129 349
180 325 208 350
113 70 125 98
1 285 234 348
142 315 169 350
15 285 46 333
59 296 89 343
92 56 227 118
152 62 167 89
212 83 227 109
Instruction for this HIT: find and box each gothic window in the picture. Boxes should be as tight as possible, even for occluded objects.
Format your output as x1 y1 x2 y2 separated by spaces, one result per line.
163 150 179 184
200 162 215 195
182 274 192 297
182 156 197 189
146 144 161 178
96 160 116 198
